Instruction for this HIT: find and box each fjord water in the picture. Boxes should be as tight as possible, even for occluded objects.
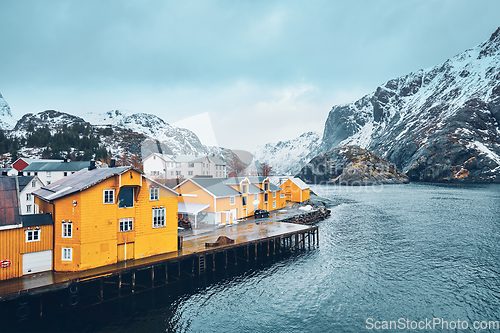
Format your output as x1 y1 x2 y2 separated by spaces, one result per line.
67 183 500 332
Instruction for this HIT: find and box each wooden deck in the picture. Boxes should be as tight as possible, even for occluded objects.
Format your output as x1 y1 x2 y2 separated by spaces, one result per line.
0 220 316 302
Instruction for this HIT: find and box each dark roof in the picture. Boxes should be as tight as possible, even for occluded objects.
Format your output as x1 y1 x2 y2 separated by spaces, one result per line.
34 166 132 202
248 184 263 194
0 177 21 227
187 178 241 198
17 176 36 192
22 213 53 227
269 183 281 191
23 161 91 172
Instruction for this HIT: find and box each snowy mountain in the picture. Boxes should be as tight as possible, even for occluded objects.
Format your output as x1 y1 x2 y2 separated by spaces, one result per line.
0 93 16 130
84 109 209 156
321 27 500 182
254 131 321 175
260 27 500 182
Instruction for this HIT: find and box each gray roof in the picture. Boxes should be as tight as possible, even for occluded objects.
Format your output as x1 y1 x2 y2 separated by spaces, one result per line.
24 161 91 172
186 178 241 198
223 177 248 185
34 166 132 202
269 183 282 191
246 176 268 183
248 184 263 194
17 176 36 192
290 177 309 190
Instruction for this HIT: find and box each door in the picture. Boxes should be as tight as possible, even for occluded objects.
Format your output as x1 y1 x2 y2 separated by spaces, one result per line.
23 250 52 275
117 243 134 262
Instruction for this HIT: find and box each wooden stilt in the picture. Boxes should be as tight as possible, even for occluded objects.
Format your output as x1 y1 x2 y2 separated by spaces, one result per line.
213 253 216 271
152 266 155 288
100 279 104 301
165 264 169 284
118 273 122 297
132 272 136 293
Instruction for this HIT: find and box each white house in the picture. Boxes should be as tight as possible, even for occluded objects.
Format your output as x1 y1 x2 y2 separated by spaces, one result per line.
18 176 44 215
143 153 226 180
22 161 91 185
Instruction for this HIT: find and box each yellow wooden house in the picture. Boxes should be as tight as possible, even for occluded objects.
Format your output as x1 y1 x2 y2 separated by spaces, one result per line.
174 178 242 226
246 176 285 210
33 165 178 272
0 176 53 281
276 177 310 203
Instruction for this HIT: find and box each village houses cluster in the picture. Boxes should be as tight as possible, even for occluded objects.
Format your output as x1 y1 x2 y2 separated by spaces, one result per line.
0 155 310 281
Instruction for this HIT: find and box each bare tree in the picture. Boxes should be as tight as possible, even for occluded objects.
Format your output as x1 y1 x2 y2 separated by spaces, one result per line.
130 153 143 172
259 162 273 177
227 154 246 177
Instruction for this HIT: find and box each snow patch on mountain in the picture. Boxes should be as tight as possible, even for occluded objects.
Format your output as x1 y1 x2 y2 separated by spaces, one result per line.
254 131 321 175
0 93 16 130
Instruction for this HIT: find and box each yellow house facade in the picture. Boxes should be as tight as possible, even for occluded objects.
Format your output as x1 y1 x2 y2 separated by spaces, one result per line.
33 166 178 272
246 176 285 210
277 177 310 203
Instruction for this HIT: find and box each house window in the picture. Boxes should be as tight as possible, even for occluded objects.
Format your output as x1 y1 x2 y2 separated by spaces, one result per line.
62 248 73 261
230 196 235 205
119 218 133 232
27 172 31 176
63 172 68 177
103 189 115 204
32 181 36 187
176 171 181 176
176 163 181 168
242 184 247 193
152 207 166 228
61 220 73 238
34 172 38 176
46 171 51 177
118 187 134 208
273 191 276 198
188 163 194 168
170 171 174 176
281 192 286 198
242 196 247 206
150 187 159 201
26 205 32 213
273 201 276 208
188 171 193 176
25 229 40 242
264 183 269 191
264 193 268 202
26 193 32 201
151 171 160 175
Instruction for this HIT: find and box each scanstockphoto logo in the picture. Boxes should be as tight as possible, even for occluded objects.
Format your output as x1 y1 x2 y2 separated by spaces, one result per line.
366 317 500 331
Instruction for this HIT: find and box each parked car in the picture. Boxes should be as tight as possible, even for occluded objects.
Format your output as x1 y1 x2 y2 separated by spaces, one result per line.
254 209 269 218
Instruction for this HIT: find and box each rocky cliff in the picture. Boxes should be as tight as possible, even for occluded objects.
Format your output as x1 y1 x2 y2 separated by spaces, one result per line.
297 145 409 185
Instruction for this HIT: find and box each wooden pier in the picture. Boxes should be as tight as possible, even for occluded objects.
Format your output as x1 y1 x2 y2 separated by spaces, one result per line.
0 220 319 323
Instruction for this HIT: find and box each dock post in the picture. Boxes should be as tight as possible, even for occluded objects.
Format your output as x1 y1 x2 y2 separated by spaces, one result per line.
40 295 43 317
246 245 249 262
165 264 169 284
119 273 122 297
295 234 299 250
100 279 104 301
267 240 270 258
213 253 216 271
317 228 319 247
152 266 155 288
273 238 276 256
225 251 228 269
234 249 237 266
132 272 136 293
255 243 258 261
191 258 195 276
178 262 181 279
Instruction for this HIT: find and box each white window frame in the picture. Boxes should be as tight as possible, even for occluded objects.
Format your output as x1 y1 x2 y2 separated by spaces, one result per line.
149 187 159 201
281 192 286 198
25 229 41 243
103 189 115 204
26 205 32 213
62 247 73 261
273 201 276 208
119 218 133 232
62 220 73 238
264 183 269 191
31 181 36 187
242 184 248 193
151 171 160 176
188 171 193 176
230 196 235 205
152 207 166 228
273 191 276 198
26 193 32 201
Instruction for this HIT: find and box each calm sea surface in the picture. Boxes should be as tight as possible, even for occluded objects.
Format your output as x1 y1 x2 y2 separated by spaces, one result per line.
31 183 500 332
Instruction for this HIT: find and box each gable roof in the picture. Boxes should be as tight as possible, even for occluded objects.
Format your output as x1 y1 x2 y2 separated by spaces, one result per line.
248 184 263 194
17 176 36 192
289 177 309 190
178 178 241 198
33 166 132 202
0 177 21 227
23 161 91 172
246 176 269 183
223 177 249 185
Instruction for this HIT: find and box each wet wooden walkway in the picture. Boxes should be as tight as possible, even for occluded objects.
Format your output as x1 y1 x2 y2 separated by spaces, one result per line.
0 221 317 303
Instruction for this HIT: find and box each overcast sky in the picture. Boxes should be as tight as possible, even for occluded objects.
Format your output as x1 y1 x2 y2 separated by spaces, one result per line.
1 1 500 151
